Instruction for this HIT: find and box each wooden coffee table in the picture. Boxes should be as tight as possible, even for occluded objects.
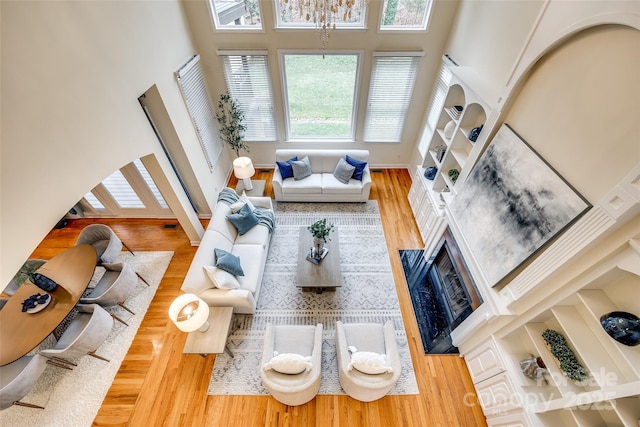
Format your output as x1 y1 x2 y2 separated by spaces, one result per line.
296 226 342 293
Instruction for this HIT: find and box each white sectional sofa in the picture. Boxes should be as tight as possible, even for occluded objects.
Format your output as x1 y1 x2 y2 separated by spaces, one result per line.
272 149 371 202
180 191 274 314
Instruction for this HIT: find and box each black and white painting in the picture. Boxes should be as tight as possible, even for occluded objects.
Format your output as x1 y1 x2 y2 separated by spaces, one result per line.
449 124 591 288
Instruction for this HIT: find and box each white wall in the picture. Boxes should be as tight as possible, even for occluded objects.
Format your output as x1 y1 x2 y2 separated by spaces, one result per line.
506 24 640 203
444 0 640 204
0 1 210 285
181 0 460 167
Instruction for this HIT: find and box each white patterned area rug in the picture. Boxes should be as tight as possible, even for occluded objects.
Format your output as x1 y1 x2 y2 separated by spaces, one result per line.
209 201 419 396
0 251 173 427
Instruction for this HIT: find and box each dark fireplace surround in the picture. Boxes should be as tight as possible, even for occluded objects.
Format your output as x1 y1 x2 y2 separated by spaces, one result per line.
402 228 483 354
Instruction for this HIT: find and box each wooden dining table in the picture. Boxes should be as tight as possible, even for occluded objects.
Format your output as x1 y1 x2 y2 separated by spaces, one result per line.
0 244 97 366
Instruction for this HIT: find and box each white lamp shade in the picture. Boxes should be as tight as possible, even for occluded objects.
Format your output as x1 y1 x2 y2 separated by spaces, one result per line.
233 157 255 180
168 293 210 332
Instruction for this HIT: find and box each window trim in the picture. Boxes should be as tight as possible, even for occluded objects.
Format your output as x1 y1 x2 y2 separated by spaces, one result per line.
278 50 364 142
207 0 265 32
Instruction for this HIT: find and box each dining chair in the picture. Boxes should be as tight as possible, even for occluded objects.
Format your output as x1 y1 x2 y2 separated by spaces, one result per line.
0 354 48 410
75 224 149 286
80 262 138 326
40 304 114 369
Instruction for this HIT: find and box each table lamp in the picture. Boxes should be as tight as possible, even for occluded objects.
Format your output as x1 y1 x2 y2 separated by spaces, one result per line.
233 156 255 191
169 293 210 332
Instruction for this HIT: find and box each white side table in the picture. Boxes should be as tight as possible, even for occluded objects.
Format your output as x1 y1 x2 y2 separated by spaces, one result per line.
183 306 234 357
235 179 266 197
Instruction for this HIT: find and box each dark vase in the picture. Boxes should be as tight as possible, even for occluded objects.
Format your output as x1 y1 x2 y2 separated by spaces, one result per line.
600 311 640 346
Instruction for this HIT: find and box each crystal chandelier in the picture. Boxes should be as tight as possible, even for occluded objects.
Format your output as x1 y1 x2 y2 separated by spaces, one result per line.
280 0 370 51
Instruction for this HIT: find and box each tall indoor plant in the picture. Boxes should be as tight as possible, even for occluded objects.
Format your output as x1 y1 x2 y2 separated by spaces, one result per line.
215 92 248 157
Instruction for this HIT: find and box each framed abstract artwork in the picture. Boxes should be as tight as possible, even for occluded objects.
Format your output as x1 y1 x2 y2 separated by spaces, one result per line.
449 124 591 288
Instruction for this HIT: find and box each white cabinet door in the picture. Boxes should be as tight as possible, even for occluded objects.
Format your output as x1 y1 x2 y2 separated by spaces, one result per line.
465 338 505 384
475 372 521 415
486 411 532 427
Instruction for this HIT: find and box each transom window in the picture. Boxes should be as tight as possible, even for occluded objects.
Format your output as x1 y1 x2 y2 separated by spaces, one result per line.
275 0 367 29
280 52 361 140
380 0 433 31
208 0 263 30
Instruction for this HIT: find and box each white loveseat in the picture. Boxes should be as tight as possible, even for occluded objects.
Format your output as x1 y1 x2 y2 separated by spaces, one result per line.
180 191 274 314
272 149 371 202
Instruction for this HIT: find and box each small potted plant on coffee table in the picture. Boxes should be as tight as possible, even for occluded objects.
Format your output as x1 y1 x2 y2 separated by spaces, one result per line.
307 218 334 260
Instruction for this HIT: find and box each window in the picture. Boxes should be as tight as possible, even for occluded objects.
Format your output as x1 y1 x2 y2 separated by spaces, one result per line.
175 55 223 170
275 0 367 29
281 52 361 140
363 52 422 142
380 0 433 31
208 0 263 30
218 51 277 142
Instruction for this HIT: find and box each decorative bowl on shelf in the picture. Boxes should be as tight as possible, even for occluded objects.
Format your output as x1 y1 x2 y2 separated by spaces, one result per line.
600 311 640 346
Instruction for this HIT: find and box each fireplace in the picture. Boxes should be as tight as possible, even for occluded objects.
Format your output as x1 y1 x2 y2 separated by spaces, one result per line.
400 228 482 354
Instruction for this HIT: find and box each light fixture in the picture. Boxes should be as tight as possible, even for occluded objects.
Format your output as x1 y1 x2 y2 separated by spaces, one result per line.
279 0 370 51
169 293 210 333
233 156 255 191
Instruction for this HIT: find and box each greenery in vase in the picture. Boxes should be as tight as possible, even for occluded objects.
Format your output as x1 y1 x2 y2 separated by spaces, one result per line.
541 329 588 382
215 92 248 157
307 218 334 243
448 168 460 183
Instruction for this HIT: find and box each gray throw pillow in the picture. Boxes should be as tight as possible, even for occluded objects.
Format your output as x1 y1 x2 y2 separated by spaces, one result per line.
291 156 312 180
214 248 245 276
333 157 356 184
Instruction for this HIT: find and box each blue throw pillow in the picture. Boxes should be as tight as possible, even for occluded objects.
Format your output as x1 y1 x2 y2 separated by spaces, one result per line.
214 248 244 276
346 155 367 181
226 203 259 236
276 156 298 179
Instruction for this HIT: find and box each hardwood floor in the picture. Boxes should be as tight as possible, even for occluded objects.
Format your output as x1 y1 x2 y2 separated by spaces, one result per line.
27 168 486 427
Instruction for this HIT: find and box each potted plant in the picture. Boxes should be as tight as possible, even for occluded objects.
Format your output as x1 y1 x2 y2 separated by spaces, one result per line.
307 218 334 259
215 92 248 157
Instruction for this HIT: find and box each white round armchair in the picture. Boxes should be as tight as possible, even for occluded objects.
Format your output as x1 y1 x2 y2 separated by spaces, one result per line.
260 323 323 406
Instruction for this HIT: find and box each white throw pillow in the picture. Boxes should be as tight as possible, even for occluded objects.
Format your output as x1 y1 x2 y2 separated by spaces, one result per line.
229 192 256 213
203 265 240 289
263 352 312 375
347 350 393 375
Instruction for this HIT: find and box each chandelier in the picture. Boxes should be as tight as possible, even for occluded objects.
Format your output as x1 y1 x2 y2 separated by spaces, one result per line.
280 0 370 51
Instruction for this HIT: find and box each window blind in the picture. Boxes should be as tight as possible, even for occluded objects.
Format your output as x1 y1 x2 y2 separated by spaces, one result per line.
363 52 422 143
425 61 453 132
175 55 222 171
217 51 277 142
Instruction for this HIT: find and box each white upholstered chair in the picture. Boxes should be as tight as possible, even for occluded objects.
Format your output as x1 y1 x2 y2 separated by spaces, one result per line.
75 224 149 286
0 354 48 410
40 304 113 369
76 224 127 264
80 262 137 326
335 321 401 402
260 323 323 406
